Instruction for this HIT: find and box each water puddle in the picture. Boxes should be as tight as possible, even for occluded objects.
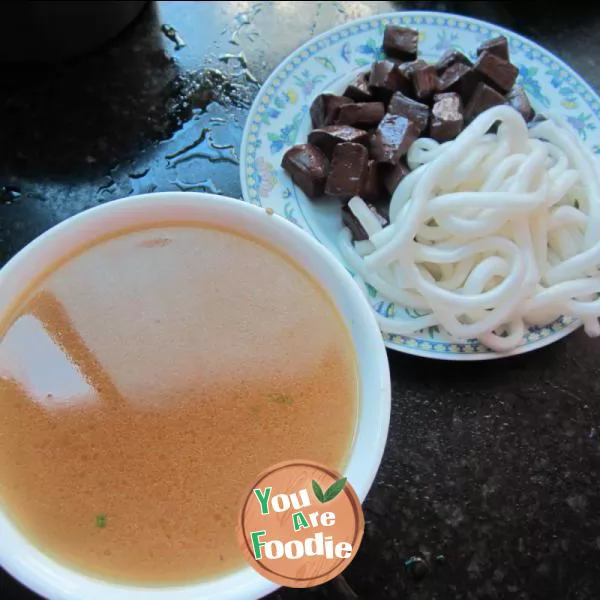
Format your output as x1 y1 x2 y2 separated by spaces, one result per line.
160 24 186 50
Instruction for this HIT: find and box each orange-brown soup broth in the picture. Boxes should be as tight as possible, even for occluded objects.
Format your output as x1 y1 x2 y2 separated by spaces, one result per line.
0 224 357 584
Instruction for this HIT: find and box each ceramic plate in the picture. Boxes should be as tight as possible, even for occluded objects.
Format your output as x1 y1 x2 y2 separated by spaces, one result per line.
240 11 600 360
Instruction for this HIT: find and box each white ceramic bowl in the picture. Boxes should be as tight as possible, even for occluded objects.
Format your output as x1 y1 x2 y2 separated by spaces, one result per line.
0 192 391 600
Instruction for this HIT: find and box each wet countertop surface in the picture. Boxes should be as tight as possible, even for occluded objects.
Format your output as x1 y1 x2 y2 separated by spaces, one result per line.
2 1 600 599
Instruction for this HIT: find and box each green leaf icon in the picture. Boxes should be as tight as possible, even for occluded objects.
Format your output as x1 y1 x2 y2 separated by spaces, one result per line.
323 477 347 502
312 480 325 503
313 478 347 503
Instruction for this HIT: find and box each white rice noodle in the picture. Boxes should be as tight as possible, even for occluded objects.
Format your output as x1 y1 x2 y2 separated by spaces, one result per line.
339 106 600 352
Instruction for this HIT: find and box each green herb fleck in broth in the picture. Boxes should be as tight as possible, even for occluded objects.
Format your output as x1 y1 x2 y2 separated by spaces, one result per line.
269 393 294 406
574 199 580 209
96 514 107 529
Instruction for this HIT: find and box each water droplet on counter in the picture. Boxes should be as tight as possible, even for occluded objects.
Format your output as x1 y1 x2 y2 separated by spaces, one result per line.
208 136 236 152
165 128 209 161
162 66 257 130
0 185 22 204
198 67 257 109
234 12 251 28
404 555 429 581
149 50 259 153
242 68 260 85
161 24 186 50
170 149 238 168
97 176 116 193
170 178 220 194
166 127 238 168
218 52 249 69
127 167 150 180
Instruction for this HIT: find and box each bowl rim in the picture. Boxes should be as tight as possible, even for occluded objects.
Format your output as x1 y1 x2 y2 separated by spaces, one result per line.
0 192 391 600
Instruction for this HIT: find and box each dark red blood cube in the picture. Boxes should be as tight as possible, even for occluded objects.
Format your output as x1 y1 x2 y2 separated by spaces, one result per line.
476 36 510 61
464 82 506 122
397 59 427 78
344 72 373 102
381 161 410 195
370 114 419 165
388 92 430 134
506 85 534 122
383 25 419 61
430 93 464 142
281 144 329 199
436 62 480 102
434 49 473 74
369 60 412 100
473 51 518 94
412 64 439 102
310 94 353 128
335 102 385 128
359 160 390 204
308 125 368 159
325 142 369 198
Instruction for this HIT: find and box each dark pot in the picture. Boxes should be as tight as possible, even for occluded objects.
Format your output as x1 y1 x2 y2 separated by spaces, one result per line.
0 1 149 62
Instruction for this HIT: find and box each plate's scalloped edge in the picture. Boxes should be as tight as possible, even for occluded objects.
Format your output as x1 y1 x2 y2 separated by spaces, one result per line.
240 10 594 359
383 319 582 360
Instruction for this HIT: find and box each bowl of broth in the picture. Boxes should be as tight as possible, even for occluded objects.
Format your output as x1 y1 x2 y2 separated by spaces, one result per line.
0 192 390 600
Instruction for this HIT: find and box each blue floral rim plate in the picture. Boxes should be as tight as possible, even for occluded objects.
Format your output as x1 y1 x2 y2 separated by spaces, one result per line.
239 11 598 360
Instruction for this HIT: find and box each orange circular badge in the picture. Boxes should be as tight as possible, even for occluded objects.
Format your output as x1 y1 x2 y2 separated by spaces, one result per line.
237 460 364 588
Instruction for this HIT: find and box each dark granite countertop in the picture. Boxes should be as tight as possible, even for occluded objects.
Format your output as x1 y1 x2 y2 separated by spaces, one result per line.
2 2 600 599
